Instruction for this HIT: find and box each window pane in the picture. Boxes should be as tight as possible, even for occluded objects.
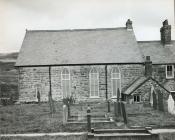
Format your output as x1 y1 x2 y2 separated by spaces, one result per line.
62 74 69 79
167 65 173 77
90 68 99 97
112 79 117 97
61 68 70 98
112 73 120 79
167 71 172 76
167 66 172 71
134 96 136 102
111 67 121 97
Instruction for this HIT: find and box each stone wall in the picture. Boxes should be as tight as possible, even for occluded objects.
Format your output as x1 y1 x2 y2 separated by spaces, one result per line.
152 65 175 91
127 78 169 111
18 64 143 102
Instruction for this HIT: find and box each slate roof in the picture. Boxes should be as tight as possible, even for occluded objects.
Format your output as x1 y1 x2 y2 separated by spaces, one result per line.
123 76 147 95
123 76 170 95
138 41 175 64
15 27 144 66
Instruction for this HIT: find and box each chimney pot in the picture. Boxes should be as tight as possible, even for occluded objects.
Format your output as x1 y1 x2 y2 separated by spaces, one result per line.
146 56 150 61
145 56 152 77
126 19 133 30
160 19 171 45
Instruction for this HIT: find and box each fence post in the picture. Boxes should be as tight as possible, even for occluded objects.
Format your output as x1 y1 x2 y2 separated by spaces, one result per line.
87 106 91 132
63 105 68 124
121 102 128 124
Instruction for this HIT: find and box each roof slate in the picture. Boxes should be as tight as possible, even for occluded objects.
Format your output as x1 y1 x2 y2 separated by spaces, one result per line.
15 28 144 66
138 41 175 64
123 76 147 95
123 76 170 95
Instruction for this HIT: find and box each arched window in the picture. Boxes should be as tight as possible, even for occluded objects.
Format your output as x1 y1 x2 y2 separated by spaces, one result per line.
90 67 99 97
61 68 71 98
111 67 121 98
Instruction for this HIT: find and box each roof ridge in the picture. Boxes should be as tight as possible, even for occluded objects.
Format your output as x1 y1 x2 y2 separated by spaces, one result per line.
137 40 161 43
26 27 127 32
138 40 175 43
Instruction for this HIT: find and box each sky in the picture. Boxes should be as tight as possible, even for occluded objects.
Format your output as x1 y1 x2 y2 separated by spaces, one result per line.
0 0 175 53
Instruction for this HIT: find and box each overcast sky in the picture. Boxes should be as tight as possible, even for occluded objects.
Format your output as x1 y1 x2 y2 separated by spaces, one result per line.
0 0 174 53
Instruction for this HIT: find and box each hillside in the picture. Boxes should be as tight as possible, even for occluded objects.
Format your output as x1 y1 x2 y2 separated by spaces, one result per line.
0 52 18 62
0 52 18 100
0 52 18 84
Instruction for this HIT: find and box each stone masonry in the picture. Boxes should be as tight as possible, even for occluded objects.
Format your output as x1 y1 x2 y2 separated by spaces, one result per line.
18 64 143 102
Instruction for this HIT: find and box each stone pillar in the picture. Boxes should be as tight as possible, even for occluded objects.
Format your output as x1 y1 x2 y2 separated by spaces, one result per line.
160 19 171 45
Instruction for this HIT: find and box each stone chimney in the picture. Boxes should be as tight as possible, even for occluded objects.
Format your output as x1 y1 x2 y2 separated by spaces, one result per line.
126 19 133 30
145 56 152 77
160 19 171 45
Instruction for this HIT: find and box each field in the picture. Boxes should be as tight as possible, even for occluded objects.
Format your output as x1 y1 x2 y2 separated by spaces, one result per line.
0 52 18 101
1 102 175 134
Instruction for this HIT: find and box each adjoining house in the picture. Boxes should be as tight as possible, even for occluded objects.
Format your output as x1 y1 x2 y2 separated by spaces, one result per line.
15 19 175 104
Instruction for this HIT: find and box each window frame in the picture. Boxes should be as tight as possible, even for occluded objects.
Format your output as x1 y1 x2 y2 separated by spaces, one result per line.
166 65 174 79
133 94 141 103
89 67 99 98
111 67 121 98
61 68 71 99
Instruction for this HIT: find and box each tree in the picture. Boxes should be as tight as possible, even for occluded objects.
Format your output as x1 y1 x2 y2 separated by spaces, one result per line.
48 91 55 114
63 96 75 118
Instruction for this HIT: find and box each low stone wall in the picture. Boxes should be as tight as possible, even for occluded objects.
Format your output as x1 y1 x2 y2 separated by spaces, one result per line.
0 132 87 140
1 130 175 140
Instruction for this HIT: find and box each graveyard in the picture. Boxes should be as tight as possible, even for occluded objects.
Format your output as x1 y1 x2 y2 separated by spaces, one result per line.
1 100 175 134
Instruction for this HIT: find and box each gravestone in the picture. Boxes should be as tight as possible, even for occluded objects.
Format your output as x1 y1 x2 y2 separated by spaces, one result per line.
153 91 157 110
157 89 164 111
63 105 68 124
121 102 128 124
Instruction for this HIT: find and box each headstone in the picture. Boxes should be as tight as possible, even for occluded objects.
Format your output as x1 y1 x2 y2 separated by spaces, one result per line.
114 101 118 117
118 101 122 116
37 90 40 104
107 100 110 112
78 106 84 121
117 88 120 102
87 106 91 132
168 94 175 115
157 90 164 111
63 105 68 124
150 85 154 107
121 102 128 124
153 90 157 110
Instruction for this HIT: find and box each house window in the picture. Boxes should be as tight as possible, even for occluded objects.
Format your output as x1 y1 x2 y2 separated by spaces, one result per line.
61 68 71 98
134 95 141 103
111 67 121 98
89 67 99 97
166 65 174 79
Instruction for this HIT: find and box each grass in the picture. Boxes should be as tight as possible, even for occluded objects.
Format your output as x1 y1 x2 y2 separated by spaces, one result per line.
126 103 175 128
0 102 175 134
